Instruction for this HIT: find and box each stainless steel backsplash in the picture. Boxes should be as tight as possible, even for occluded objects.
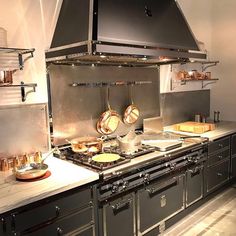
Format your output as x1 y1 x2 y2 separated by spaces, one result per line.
48 65 160 146
160 90 210 126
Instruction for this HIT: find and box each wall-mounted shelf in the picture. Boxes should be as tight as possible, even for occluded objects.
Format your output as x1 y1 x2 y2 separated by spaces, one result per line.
0 82 37 102
0 47 35 71
180 78 219 88
170 78 219 91
69 80 152 88
180 60 219 72
170 60 220 91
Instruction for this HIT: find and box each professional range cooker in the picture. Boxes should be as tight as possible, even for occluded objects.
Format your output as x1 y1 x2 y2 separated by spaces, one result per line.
54 132 208 236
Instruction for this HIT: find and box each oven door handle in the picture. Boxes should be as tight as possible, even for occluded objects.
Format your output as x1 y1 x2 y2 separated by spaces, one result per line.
146 176 178 195
111 198 132 211
189 165 203 175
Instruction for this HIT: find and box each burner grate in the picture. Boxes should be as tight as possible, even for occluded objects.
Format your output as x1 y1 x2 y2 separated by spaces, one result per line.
53 143 155 171
103 144 156 159
54 147 131 171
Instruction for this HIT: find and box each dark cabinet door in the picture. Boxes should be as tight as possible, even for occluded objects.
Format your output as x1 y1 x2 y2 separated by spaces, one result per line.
26 207 93 236
102 194 136 236
206 160 230 193
186 165 204 207
12 187 92 233
137 175 184 235
208 137 230 155
207 149 230 167
97 0 198 50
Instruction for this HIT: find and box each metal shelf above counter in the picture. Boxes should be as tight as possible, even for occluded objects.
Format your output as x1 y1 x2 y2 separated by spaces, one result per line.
0 82 37 102
170 78 219 91
180 60 219 72
0 47 35 71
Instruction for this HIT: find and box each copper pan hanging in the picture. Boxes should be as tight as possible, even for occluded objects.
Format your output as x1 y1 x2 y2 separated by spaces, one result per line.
97 86 120 135
123 84 140 125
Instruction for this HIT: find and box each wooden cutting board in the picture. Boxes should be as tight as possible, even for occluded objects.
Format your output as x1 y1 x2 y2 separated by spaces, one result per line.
174 121 216 134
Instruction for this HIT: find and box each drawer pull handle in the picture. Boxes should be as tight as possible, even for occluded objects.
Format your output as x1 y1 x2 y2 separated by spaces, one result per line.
55 206 60 217
112 199 131 211
218 144 223 148
147 178 178 195
11 214 16 230
217 172 223 177
57 227 63 235
218 155 223 160
1 218 6 232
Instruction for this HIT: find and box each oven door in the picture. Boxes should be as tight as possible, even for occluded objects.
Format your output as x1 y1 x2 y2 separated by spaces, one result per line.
99 193 136 236
186 164 204 207
137 174 185 235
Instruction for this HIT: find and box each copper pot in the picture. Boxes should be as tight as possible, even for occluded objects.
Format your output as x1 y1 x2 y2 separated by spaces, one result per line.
67 136 104 154
117 130 142 154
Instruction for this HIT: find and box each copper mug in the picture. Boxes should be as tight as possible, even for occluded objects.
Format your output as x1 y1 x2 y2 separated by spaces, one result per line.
1 159 9 171
4 71 13 84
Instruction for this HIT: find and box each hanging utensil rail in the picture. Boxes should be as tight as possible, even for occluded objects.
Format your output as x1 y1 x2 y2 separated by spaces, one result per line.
69 80 152 88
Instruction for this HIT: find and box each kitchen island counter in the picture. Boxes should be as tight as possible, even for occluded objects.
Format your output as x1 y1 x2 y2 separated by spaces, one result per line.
0 155 99 215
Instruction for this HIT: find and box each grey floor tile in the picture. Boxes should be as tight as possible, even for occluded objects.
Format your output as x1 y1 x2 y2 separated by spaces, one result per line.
164 187 236 236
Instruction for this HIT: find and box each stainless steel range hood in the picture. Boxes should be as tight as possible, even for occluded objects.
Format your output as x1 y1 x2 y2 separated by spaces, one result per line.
45 0 206 66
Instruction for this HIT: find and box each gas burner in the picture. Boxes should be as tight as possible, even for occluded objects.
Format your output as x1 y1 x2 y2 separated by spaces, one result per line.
103 144 156 159
53 147 131 171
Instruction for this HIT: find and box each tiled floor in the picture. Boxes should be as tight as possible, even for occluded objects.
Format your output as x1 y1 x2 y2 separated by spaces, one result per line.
164 185 236 236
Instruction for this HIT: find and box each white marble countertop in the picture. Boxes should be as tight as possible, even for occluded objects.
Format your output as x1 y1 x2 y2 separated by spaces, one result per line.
165 121 236 141
0 155 99 215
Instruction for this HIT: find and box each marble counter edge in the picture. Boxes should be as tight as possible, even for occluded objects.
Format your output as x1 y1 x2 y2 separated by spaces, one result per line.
0 175 98 215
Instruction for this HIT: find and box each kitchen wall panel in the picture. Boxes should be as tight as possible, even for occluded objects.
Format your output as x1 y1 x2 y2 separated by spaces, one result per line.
161 90 210 125
210 1 236 122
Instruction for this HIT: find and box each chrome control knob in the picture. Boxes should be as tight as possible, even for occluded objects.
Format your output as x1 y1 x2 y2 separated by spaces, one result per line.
143 173 150 183
122 181 129 189
169 162 176 170
111 184 119 193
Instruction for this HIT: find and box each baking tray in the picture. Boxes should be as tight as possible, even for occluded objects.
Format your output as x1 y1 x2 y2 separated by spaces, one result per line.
141 140 182 152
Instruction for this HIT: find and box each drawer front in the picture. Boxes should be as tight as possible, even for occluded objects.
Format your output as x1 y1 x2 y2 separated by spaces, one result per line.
208 149 230 167
26 207 93 236
208 137 230 155
138 175 184 234
186 165 204 207
13 187 92 232
207 160 230 193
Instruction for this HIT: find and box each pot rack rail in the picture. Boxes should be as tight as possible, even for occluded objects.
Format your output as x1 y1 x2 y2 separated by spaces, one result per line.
69 81 152 88
0 47 35 70
0 82 37 102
